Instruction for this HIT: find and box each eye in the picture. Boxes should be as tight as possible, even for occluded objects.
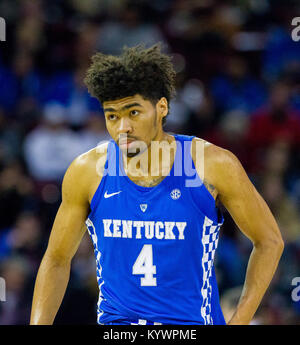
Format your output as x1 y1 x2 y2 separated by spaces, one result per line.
130 110 139 116
107 114 117 121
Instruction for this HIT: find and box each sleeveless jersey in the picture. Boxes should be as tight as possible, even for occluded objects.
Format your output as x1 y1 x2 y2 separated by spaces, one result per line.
86 134 226 325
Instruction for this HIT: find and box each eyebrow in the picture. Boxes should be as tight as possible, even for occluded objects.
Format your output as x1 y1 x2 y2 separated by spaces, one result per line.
104 102 143 113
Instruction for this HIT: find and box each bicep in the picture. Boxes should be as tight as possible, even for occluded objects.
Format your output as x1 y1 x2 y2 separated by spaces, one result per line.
216 150 282 246
44 158 90 263
45 201 89 264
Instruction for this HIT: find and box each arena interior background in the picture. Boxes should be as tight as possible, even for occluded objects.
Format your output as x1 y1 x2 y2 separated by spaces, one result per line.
0 0 299 325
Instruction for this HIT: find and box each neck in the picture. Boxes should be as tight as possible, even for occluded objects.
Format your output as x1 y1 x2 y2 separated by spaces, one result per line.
123 131 176 181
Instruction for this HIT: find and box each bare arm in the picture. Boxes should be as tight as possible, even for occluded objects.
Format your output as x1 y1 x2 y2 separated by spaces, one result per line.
209 147 284 325
30 155 92 325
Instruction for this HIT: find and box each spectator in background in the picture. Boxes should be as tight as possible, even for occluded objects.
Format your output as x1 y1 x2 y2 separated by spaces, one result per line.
0 51 43 136
210 54 267 115
0 109 22 164
63 66 101 127
256 139 300 245
0 255 32 324
0 63 19 112
74 22 100 71
96 1 168 55
246 80 300 174
262 0 300 84
166 75 212 133
0 162 35 230
0 212 45 270
78 114 111 153
260 174 300 245
164 1 243 81
14 0 45 56
23 102 81 182
41 66 101 127
183 79 215 136
11 51 42 105
280 62 300 112
262 26 300 83
203 109 250 168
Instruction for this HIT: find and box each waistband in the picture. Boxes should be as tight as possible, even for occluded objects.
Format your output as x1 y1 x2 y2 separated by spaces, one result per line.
104 319 163 325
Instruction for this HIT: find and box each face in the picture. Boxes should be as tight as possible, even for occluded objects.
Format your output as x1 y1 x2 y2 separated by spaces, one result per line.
103 94 168 157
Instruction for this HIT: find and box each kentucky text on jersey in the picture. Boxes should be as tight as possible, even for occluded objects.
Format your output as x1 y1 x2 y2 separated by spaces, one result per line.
102 219 187 240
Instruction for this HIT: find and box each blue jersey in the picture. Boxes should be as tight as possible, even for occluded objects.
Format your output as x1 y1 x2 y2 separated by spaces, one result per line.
86 134 226 325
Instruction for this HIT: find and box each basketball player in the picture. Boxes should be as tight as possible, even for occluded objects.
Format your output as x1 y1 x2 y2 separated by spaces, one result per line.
30 44 284 325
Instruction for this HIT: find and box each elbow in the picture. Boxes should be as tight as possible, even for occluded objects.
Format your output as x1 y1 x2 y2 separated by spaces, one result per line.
271 236 284 258
277 236 285 255
255 233 284 257
273 230 284 253
43 249 72 268
273 236 284 262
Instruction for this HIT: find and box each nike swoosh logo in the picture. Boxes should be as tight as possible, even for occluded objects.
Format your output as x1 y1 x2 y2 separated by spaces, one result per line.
104 191 122 198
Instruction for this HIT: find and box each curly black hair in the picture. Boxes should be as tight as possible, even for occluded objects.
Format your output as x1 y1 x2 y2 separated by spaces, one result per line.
84 43 176 126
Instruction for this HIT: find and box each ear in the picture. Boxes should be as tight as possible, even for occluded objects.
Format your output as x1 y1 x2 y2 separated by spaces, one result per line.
156 97 168 118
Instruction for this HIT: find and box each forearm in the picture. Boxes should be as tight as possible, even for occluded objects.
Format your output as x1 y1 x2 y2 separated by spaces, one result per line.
30 254 71 325
227 240 283 325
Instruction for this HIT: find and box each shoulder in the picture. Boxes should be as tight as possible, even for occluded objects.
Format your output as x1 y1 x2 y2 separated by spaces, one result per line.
68 141 109 176
191 137 243 196
62 141 110 204
191 136 240 172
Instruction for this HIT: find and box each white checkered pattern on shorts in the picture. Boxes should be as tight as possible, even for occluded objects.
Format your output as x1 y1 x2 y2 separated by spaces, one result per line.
200 216 221 325
86 218 105 324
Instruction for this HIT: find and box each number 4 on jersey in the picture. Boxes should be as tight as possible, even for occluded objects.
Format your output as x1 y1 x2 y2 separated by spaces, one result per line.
132 244 157 286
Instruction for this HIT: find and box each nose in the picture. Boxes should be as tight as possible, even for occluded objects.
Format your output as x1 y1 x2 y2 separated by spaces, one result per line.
117 117 133 135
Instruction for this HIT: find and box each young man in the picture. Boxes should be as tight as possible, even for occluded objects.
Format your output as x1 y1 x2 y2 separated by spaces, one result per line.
30 44 284 325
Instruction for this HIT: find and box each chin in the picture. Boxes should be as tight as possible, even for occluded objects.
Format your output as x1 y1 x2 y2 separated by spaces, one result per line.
126 148 141 158
119 146 141 158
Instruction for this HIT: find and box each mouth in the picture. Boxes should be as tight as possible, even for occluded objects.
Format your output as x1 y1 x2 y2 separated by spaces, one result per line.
118 138 135 149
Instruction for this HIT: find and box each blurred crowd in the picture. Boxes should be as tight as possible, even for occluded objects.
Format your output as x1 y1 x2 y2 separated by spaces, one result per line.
0 0 300 325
